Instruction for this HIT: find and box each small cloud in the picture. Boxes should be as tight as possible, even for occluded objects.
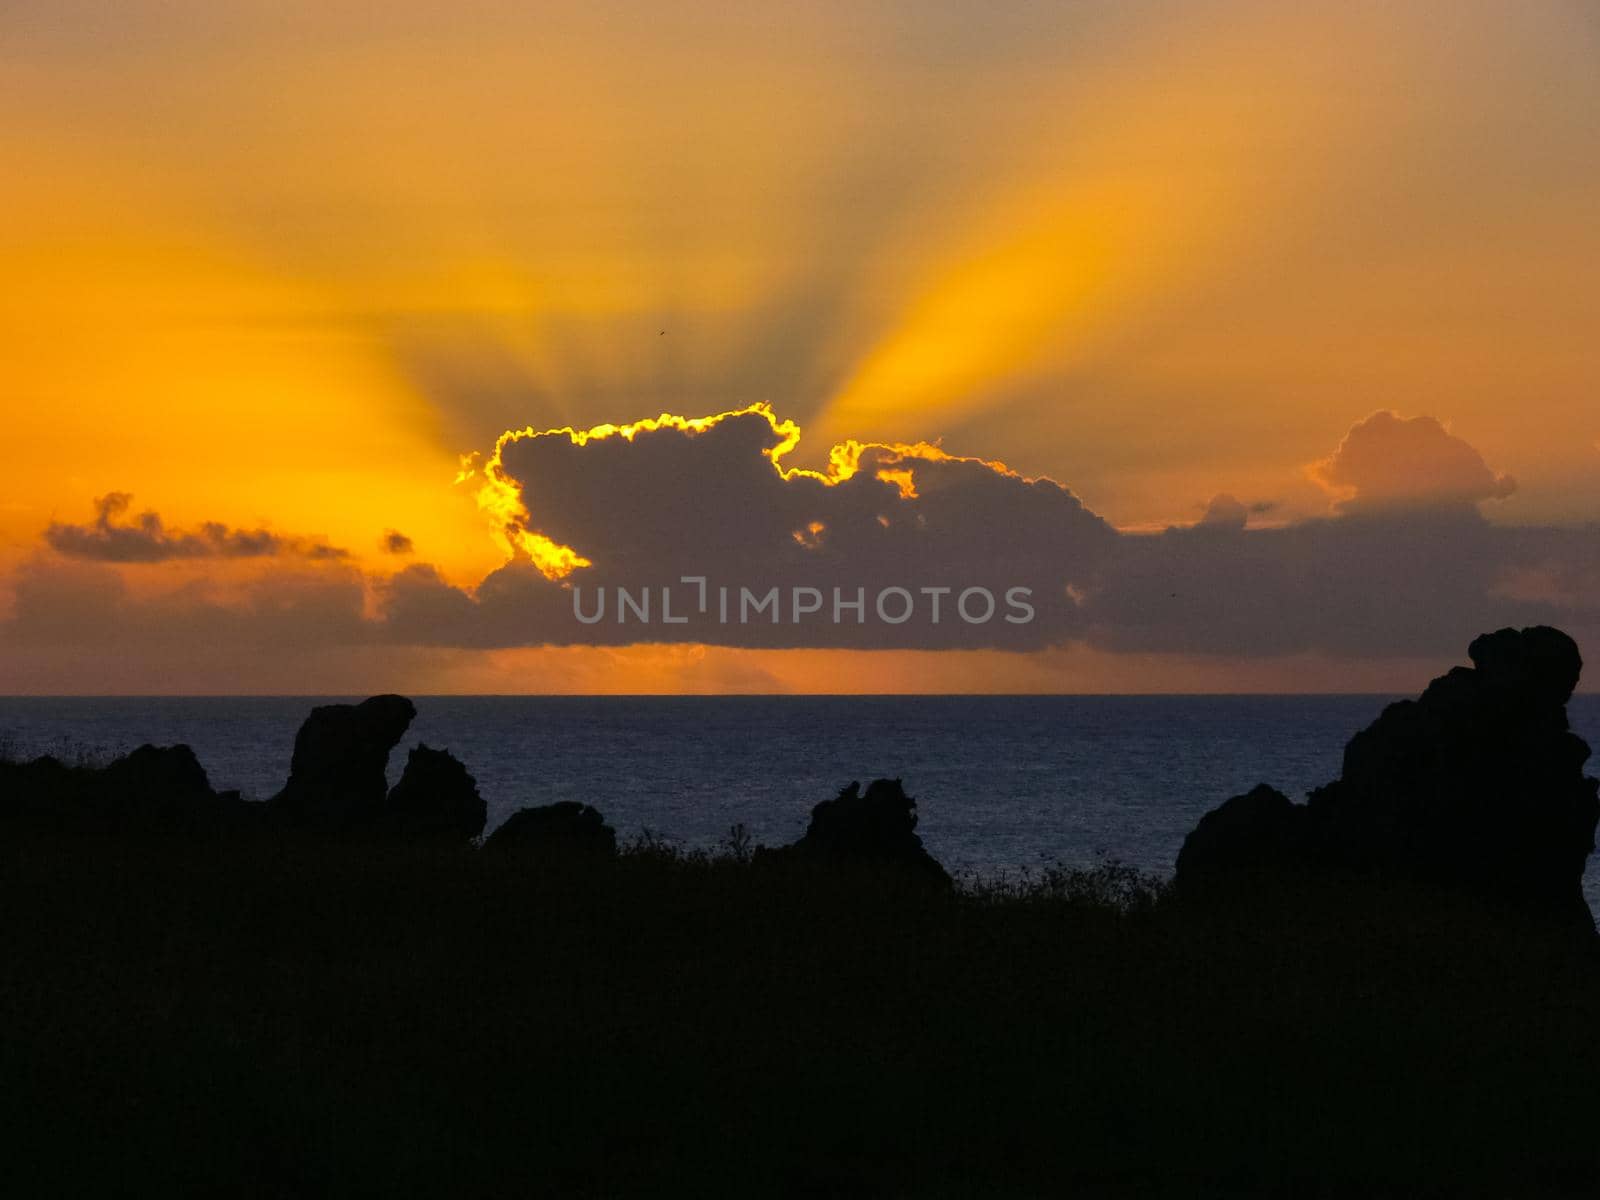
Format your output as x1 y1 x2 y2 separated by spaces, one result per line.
1193 495 1273 531
382 530 415 555
1197 493 1249 531
45 493 348 563
1308 412 1516 514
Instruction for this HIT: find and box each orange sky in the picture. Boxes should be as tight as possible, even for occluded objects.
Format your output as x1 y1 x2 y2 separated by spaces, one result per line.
1 0 1597 693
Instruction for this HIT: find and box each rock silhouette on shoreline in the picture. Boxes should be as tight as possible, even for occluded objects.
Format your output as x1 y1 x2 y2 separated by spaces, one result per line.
374 744 487 843
775 778 953 886
265 696 485 841
1 693 486 843
3 625 1596 929
484 801 618 858
0 742 252 837
267 694 417 833
1177 625 1600 928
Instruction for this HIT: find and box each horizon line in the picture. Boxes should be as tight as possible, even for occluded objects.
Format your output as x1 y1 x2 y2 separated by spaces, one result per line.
0 690 1510 700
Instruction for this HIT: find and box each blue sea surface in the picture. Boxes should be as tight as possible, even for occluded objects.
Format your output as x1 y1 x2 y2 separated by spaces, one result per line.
4 695 1599 905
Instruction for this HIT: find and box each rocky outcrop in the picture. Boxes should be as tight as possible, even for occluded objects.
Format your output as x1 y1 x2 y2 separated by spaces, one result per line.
0 743 253 837
1 698 486 844
370 744 487 843
786 779 951 886
266 695 416 834
1173 783 1306 880
1176 626 1600 927
484 801 618 858
266 697 493 843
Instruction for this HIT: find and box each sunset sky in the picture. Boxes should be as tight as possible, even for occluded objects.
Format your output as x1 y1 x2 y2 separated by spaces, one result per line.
2 0 1597 693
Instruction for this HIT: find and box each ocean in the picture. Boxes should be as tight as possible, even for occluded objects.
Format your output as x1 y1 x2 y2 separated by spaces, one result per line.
5 694 1600 905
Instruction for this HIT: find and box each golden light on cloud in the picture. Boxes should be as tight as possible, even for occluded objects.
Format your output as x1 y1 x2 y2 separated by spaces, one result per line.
459 442 593 580
462 404 809 577
464 403 1044 578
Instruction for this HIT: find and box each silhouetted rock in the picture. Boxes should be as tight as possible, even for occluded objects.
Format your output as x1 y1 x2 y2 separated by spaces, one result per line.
0 743 256 837
1177 626 1600 928
373 744 486 842
98 744 229 833
1174 784 1308 881
2 696 493 845
484 801 618 858
1464 625 1582 707
268 694 416 833
787 779 951 886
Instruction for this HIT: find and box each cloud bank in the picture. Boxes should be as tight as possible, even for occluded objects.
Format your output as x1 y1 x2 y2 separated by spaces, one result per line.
5 409 1598 676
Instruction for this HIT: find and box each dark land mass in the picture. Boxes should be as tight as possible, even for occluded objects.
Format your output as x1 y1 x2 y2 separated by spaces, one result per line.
1 627 1598 1196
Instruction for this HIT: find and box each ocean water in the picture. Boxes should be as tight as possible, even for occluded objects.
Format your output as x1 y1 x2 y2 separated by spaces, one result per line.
4 695 1600 904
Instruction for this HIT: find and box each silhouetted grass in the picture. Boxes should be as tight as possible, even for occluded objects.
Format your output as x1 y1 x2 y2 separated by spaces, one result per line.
2 834 1597 1196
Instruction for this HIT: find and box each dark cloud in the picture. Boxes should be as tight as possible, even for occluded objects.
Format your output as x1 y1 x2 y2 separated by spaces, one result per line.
0 556 450 694
1086 509 1600 659
440 407 1117 649
1308 411 1517 513
6 408 1598 667
363 405 1596 657
382 530 415 555
3 557 369 652
1198 493 1250 531
380 563 491 647
45 493 348 563
1086 417 1583 658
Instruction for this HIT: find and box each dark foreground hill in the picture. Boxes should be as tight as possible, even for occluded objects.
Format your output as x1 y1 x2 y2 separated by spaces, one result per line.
1 625 1598 1195
4 841 1599 1196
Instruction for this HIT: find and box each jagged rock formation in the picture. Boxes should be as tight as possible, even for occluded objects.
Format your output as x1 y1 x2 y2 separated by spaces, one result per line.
786 778 951 886
369 744 487 842
267 695 416 833
1177 626 1600 927
266 696 486 842
0 696 483 843
0 695 489 844
484 801 617 858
